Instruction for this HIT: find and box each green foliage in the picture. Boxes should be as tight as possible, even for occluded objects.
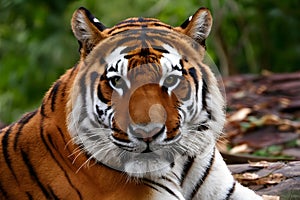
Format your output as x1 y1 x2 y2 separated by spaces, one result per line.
0 0 299 123
253 144 295 159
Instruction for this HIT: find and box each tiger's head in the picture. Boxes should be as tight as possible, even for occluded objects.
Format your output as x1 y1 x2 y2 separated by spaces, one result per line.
67 7 225 179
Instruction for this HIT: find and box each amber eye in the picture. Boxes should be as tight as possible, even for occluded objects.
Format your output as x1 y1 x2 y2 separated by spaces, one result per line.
163 75 179 88
109 76 126 89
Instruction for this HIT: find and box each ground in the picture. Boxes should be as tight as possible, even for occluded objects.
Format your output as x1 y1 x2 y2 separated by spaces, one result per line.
221 71 300 200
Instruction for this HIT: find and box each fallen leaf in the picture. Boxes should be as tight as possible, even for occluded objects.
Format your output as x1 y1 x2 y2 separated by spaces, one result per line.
256 85 267 94
235 172 259 181
229 144 251 154
228 108 252 122
256 173 285 185
262 195 280 200
260 114 280 125
249 161 271 168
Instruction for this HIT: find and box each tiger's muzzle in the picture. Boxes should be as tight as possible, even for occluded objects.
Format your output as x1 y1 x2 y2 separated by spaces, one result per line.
112 82 181 147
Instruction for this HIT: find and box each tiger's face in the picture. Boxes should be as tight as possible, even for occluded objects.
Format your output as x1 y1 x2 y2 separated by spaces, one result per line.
68 8 225 178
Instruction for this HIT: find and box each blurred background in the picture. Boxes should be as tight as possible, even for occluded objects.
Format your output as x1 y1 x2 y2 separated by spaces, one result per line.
0 0 299 123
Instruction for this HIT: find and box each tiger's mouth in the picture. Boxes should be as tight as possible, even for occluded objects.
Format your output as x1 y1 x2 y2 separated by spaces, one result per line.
110 123 182 154
108 124 183 178
120 149 175 163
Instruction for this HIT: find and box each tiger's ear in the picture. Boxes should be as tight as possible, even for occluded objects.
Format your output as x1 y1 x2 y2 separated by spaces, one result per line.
175 7 212 47
71 7 107 59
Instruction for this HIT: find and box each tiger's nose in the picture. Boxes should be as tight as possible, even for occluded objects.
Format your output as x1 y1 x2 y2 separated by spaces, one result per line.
129 124 165 142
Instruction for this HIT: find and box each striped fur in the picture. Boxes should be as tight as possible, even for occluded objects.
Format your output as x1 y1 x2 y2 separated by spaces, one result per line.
0 7 262 200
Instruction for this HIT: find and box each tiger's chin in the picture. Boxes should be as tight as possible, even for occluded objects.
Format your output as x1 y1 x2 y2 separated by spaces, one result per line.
123 153 174 179
119 150 177 179
124 159 170 179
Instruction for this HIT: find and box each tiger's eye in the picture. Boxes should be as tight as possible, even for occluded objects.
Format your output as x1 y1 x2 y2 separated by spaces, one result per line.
110 76 126 89
163 75 178 87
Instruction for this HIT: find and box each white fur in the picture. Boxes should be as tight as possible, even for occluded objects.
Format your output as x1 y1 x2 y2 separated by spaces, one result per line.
67 41 261 200
73 12 94 41
93 17 100 23
190 11 212 41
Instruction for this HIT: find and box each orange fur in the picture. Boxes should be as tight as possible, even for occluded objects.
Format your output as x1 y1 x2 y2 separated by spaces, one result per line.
0 67 153 199
0 7 214 200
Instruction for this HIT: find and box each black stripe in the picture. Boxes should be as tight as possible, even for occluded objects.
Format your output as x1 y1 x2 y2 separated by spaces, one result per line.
0 181 9 199
189 149 215 199
197 124 209 132
153 46 170 54
179 59 184 69
40 100 47 117
224 181 236 200
48 187 60 200
14 110 37 150
164 124 180 142
2 125 18 180
109 24 143 35
200 68 214 121
162 86 168 93
188 68 199 101
200 67 208 110
18 110 37 124
108 111 114 128
61 80 69 99
180 156 195 186
56 126 68 148
143 179 181 200
177 107 187 121
111 134 130 144
56 126 73 157
202 80 208 109
162 176 177 185
26 192 33 200
71 64 78 73
96 105 104 117
115 59 123 72
153 22 172 29
104 106 111 115
42 132 83 200
116 18 159 26
49 81 61 112
111 118 130 142
113 29 168 47
108 21 171 35
144 183 160 192
108 22 172 36
97 84 110 104
21 149 51 199
171 172 181 182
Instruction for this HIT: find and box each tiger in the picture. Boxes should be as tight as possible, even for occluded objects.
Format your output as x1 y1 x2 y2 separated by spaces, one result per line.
0 6 262 200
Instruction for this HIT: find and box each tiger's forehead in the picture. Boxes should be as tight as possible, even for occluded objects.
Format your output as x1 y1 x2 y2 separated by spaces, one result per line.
86 27 203 76
104 17 173 36
104 44 183 79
